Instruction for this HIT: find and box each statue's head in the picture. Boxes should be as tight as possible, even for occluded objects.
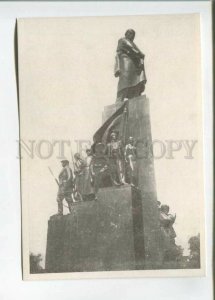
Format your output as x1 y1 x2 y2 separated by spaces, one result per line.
86 148 92 156
110 132 117 141
160 204 170 214
128 136 134 144
74 153 80 160
61 159 69 167
125 29 135 42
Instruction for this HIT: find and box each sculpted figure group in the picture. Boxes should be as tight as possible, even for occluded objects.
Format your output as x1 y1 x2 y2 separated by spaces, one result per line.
56 132 137 215
55 28 147 215
55 154 177 261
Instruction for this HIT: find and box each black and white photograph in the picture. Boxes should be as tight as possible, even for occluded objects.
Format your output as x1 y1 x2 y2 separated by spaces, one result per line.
17 14 206 280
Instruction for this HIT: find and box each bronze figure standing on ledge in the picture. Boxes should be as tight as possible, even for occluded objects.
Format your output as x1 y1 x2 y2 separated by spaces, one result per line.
56 160 74 215
114 29 147 102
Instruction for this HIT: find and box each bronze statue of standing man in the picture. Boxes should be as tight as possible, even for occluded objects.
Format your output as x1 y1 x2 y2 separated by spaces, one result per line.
124 136 137 187
114 29 147 102
57 159 74 215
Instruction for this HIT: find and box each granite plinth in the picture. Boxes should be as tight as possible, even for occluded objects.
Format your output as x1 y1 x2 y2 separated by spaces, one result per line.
45 185 144 273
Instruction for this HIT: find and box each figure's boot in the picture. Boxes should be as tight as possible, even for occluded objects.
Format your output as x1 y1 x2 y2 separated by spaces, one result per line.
57 201 63 215
130 175 137 188
110 172 120 186
68 202 73 214
119 172 126 185
130 177 135 187
112 179 121 186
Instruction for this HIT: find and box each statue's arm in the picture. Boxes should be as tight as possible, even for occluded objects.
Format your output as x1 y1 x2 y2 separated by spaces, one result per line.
89 159 95 176
134 44 145 59
119 38 145 59
124 145 128 162
114 54 120 77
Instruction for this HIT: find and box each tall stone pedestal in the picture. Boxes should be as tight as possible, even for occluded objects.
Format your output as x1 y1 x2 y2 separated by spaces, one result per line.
130 96 161 269
45 185 144 273
103 96 162 269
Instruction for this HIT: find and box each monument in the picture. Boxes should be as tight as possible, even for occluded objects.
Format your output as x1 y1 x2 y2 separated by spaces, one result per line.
45 29 165 273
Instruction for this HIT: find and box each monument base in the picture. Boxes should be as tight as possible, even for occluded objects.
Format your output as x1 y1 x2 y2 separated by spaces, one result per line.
45 185 144 273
